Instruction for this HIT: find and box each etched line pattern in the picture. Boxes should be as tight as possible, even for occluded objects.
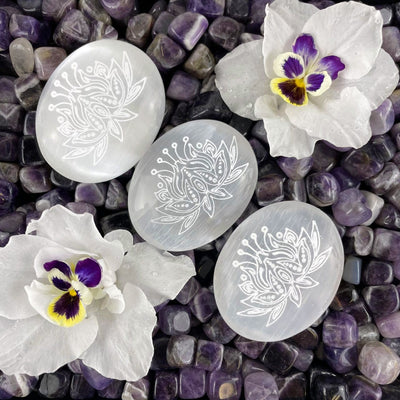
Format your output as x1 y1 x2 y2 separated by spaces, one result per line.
151 136 249 234
48 51 146 165
232 221 332 327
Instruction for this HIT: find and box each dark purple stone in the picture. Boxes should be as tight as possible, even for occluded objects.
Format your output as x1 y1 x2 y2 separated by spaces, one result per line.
167 0 186 16
19 165 51 193
0 77 17 104
363 260 393 285
99 0 135 20
53 9 90 52
332 188 372 226
370 99 395 135
178 367 206 399
322 312 358 348
0 103 25 132
70 374 95 399
275 371 307 400
207 370 242 400
255 174 285 206
23 111 35 135
330 166 360 191
344 226 374 256
371 134 397 162
0 133 19 162
323 344 358 374
277 156 313 180
75 183 107 206
126 13 154 48
34 46 67 81
166 335 196 367
14 73 42 111
41 0 76 22
226 0 250 21
287 328 319 350
152 11 174 37
105 179 127 210
209 16 244 51
51 170 76 191
9 13 42 43
0 10 11 51
154 371 178 400
97 380 124 399
348 375 382 400
372 228 400 261
39 370 71 399
188 91 232 122
342 298 372 326
146 34 186 72
234 335 266 359
79 0 111 24
221 346 242 373
293 346 314 372
241 359 269 377
176 277 200 305
383 26 400 62
168 12 208 51
363 284 400 316
186 0 225 19
202 312 236 344
77 361 113 391
330 283 359 311
189 287 217 323
0 180 18 212
99 210 133 235
151 337 173 371
158 305 191 335
149 0 167 19
195 339 224 371
311 375 349 400
19 135 45 166
261 342 299 375
167 71 200 102
0 374 37 398
341 144 384 180
375 203 400 230
66 201 96 216
244 372 278 400
366 162 400 195
386 184 400 211
311 142 338 172
306 172 339 207
284 178 307 202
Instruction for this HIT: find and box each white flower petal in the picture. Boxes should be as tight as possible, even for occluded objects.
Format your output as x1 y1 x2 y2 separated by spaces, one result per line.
0 235 56 320
215 40 269 120
263 0 318 78
101 284 125 314
254 94 280 119
81 283 156 381
118 242 196 306
26 205 124 272
0 314 98 376
285 86 372 149
301 1 383 79
104 229 134 254
332 49 399 110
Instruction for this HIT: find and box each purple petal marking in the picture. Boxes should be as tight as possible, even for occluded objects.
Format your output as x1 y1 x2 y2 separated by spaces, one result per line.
282 56 304 79
292 34 318 68
43 260 71 278
306 73 325 92
51 276 71 291
316 56 345 80
75 258 102 287
278 80 307 106
52 291 81 320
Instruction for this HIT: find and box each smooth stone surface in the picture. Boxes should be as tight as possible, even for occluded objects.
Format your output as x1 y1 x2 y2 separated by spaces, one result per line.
184 44 215 80
203 312 237 344
324 344 358 374
383 26 400 62
244 372 279 400
376 312 400 339
9 37 34 77
121 378 150 400
19 165 51 193
188 91 232 122
255 174 285 206
152 11 174 37
176 277 201 305
214 201 343 341
0 10 11 51
363 260 393 286
99 0 135 20
209 16 243 51
344 226 374 256
277 156 313 181
179 367 206 399
311 374 349 400
126 13 154 48
360 190 384 226
323 312 358 348
38 370 71 399
14 73 42 111
348 375 382 400
221 347 242 373
36 40 165 183
342 255 362 285
367 163 400 195
0 133 19 162
370 99 395 136
276 371 307 400
186 0 225 19
195 339 224 371
154 371 178 400
0 103 25 133
362 284 400 316
358 341 400 385
129 120 257 251
330 166 360 191
207 370 242 400
34 46 67 81
261 342 298 375
158 305 192 335
372 228 400 261
166 335 196 367
79 0 111 25
234 336 266 359
9 13 41 42
189 287 217 323
0 76 17 104
375 203 400 230
306 172 339 207
167 71 200 101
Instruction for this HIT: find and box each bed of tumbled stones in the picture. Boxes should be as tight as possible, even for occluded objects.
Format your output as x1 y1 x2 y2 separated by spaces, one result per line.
1 0 400 399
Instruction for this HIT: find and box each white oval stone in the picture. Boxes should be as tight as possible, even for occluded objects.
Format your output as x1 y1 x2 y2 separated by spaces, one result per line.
214 201 344 342
36 39 165 183
128 120 258 251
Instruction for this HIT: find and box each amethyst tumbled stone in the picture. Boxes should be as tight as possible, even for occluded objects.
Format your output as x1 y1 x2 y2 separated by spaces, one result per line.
376 312 400 338
362 284 400 316
203 313 237 344
166 335 197 367
277 156 313 180
158 305 192 335
122 378 150 400
234 336 267 359
372 228 400 261
323 344 358 374
167 71 200 101
186 0 225 19
363 260 393 285
322 312 358 348
244 372 279 400
207 370 242 400
38 370 71 399
347 375 382 400
0 11 11 51
179 367 206 399
209 16 244 51
261 342 299 375
189 287 217 323
306 172 340 207
154 371 179 400
195 339 224 371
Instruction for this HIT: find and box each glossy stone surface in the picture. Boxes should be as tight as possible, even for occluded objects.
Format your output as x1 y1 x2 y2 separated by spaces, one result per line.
342 255 362 285
0 77 17 104
189 287 217 323
383 26 400 62
99 0 135 20
176 277 200 305
179 367 206 399
188 91 232 122
348 375 382 400
158 305 192 335
358 341 400 385
97 380 124 399
122 378 150 400
362 284 400 316
0 103 25 133
322 312 358 348
203 313 237 344
166 335 196 367
184 44 215 80
14 73 42 111
38 370 71 398
209 16 243 51
261 342 298 375
330 166 360 191
214 201 343 341
306 172 339 207
372 228 400 261
0 133 19 162
126 13 154 48
375 204 400 230
222 347 242 373
311 375 349 400
70 374 96 399
34 47 67 81
277 156 313 180
152 11 175 37
19 165 51 193
187 0 225 19
370 99 395 135
363 260 393 285
80 361 113 390
276 371 307 400
344 226 374 256
234 336 266 359
207 370 242 400
324 344 358 373
376 312 400 339
167 71 200 101
0 10 11 51
36 40 165 183
9 37 34 77
255 174 285 206
195 339 223 371
360 190 384 226
9 14 41 43
154 371 178 400
244 372 279 400
129 120 257 251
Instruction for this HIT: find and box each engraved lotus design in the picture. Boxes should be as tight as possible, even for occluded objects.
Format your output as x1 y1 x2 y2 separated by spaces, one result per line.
233 221 332 327
48 51 146 165
151 137 248 234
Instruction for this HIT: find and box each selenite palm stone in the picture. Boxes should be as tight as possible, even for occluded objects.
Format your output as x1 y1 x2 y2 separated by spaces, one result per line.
36 39 165 183
214 201 344 342
128 120 258 251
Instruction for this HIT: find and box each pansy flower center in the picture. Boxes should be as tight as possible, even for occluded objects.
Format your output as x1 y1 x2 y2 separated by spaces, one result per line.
43 258 102 327
270 34 345 106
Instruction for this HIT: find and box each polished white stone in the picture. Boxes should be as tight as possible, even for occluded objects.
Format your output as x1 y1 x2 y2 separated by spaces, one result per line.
36 40 165 183
128 120 258 251
214 201 344 342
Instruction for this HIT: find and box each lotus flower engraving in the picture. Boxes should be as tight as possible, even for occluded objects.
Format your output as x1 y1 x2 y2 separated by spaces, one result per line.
48 51 146 165
233 221 332 327
151 136 248 234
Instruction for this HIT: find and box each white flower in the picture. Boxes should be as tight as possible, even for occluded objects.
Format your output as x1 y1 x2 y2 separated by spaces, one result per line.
0 205 195 381
215 0 399 159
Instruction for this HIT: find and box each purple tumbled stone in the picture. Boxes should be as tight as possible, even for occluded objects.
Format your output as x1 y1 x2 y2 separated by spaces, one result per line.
147 34 186 72
284 179 307 202
240 32 263 43
79 361 113 390
0 103 25 132
19 165 51 193
344 298 372 326
221 347 242 373
255 174 285 206
188 91 232 122
189 287 217 323
9 13 42 43
372 228 400 261
332 188 372 226
277 156 313 180
99 0 135 20
154 371 178 400
386 184 400 210
0 374 38 398
167 0 186 16
311 141 338 171
80 0 111 25
89 20 118 41
331 283 359 311
0 11 11 51
226 0 250 21
234 335 266 359
348 375 382 400
362 284 400 316
166 335 196 367
158 305 191 336
209 16 244 51
0 179 18 212
363 260 393 286
261 342 299 375
167 71 200 102
179 367 206 399
330 166 360 191
247 0 270 32
241 359 269 378
366 162 400 195
122 378 150 400
370 99 395 135
14 73 42 111
287 328 319 350
187 0 225 19
293 346 314 372
383 26 400 62
75 183 107 207
39 370 71 399
23 111 35 136
97 380 124 399
306 172 339 207
126 13 154 48
34 47 67 81
244 372 279 400
207 370 242 400
375 203 400 230
105 179 127 210
176 277 200 305
168 12 208 51
276 371 307 400
0 133 19 162
324 344 358 374
0 77 17 104
371 133 397 162
184 44 215 80
66 201 96 216
53 9 90 52
322 312 358 348
152 11 174 37
195 339 224 371
42 0 76 22
376 312 400 339
203 312 237 344
36 188 72 211
70 374 96 399
344 226 374 256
